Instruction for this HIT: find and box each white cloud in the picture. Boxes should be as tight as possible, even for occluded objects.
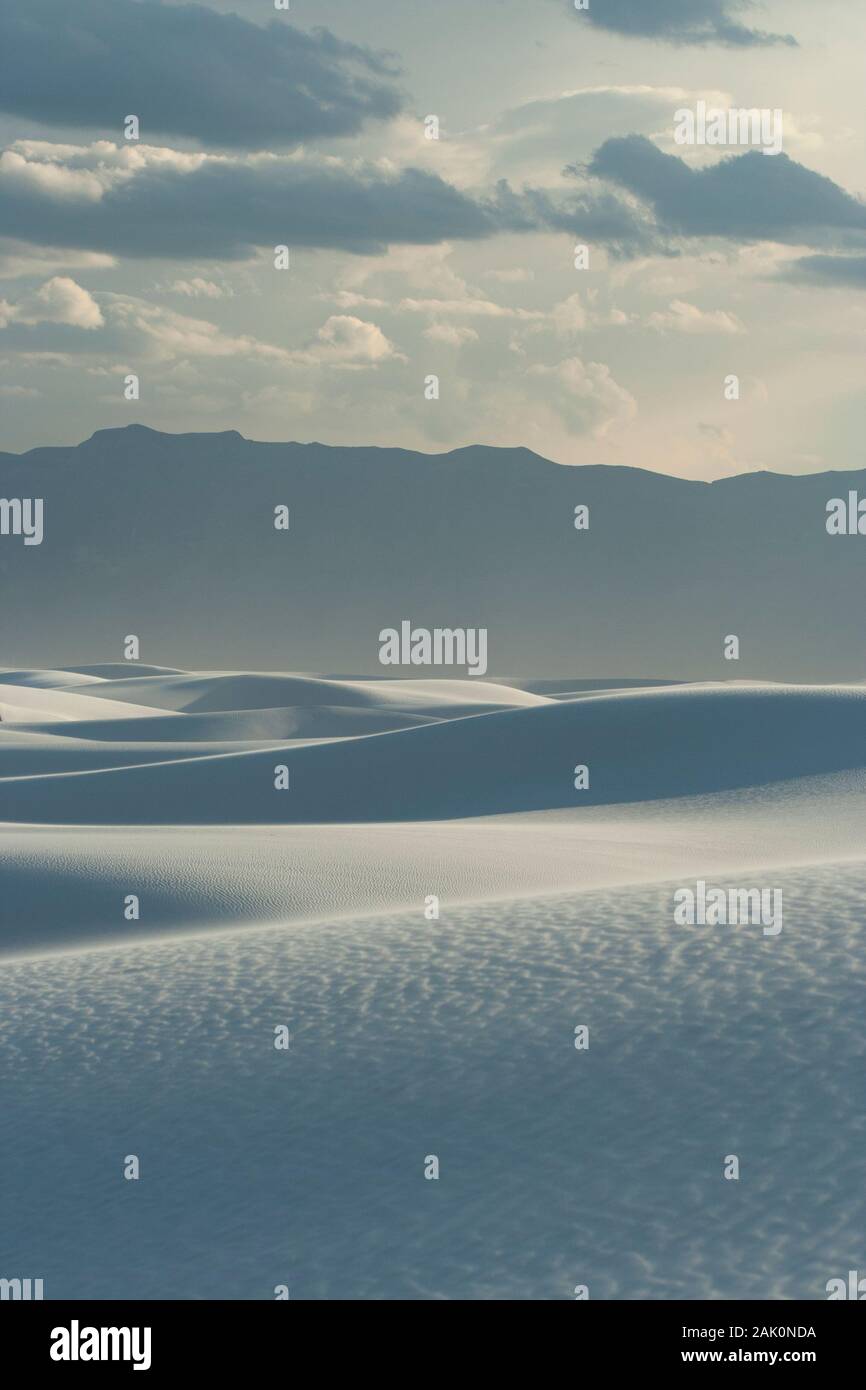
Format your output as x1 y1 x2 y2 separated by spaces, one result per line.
168 278 231 300
0 149 105 202
647 300 745 335
0 384 39 397
325 289 388 310
423 323 479 346
35 276 104 328
529 355 637 437
551 292 588 334
398 295 544 321
105 295 291 363
548 290 633 335
484 268 535 284
0 240 115 281
335 243 476 300
292 315 402 368
0 276 104 329
0 136 204 207
5 139 206 189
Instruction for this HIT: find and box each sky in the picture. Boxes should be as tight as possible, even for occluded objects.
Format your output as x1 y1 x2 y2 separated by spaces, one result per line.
0 0 864 477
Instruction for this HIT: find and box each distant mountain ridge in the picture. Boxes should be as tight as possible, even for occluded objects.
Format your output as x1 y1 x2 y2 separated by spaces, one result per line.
2 424 864 678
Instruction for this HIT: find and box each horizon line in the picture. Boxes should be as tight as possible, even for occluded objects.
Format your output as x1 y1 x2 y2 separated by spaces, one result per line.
2 422 862 484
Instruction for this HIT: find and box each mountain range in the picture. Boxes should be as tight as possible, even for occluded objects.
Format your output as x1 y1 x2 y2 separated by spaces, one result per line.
2 424 863 679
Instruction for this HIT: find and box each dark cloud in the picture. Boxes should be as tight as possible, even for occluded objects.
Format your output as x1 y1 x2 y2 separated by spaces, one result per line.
0 156 497 258
0 148 666 261
8 132 860 268
522 184 669 259
783 255 866 288
588 137 866 246
574 0 796 47
0 0 403 148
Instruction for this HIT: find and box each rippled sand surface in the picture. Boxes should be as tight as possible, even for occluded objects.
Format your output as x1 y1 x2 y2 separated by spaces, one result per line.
1 864 862 1300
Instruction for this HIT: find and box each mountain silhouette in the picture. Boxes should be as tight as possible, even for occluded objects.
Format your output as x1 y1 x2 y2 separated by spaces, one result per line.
2 424 864 678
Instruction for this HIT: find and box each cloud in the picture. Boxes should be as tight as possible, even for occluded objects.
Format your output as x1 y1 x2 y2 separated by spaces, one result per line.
0 138 683 266
551 292 588 334
0 384 39 398
290 315 402 368
326 290 389 311
423 323 480 346
465 85 734 189
35 276 104 329
104 296 294 365
528 355 636 436
783 255 866 289
0 0 403 148
0 288 296 366
484 268 535 284
0 142 497 259
0 238 115 281
0 276 103 329
522 182 668 259
167 279 232 300
0 278 402 372
116 301 400 370
571 0 796 48
589 137 866 247
547 289 633 334
397 296 545 322
0 148 104 201
647 299 744 333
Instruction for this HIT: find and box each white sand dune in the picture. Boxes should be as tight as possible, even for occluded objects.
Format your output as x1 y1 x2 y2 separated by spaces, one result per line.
0 732 289 778
0 668 109 688
1 867 862 1299
3 668 866 959
0 680 174 723
54 670 549 715
2 678 866 825
9 705 439 744
2 664 864 1301
59 663 186 680
2 772 866 958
